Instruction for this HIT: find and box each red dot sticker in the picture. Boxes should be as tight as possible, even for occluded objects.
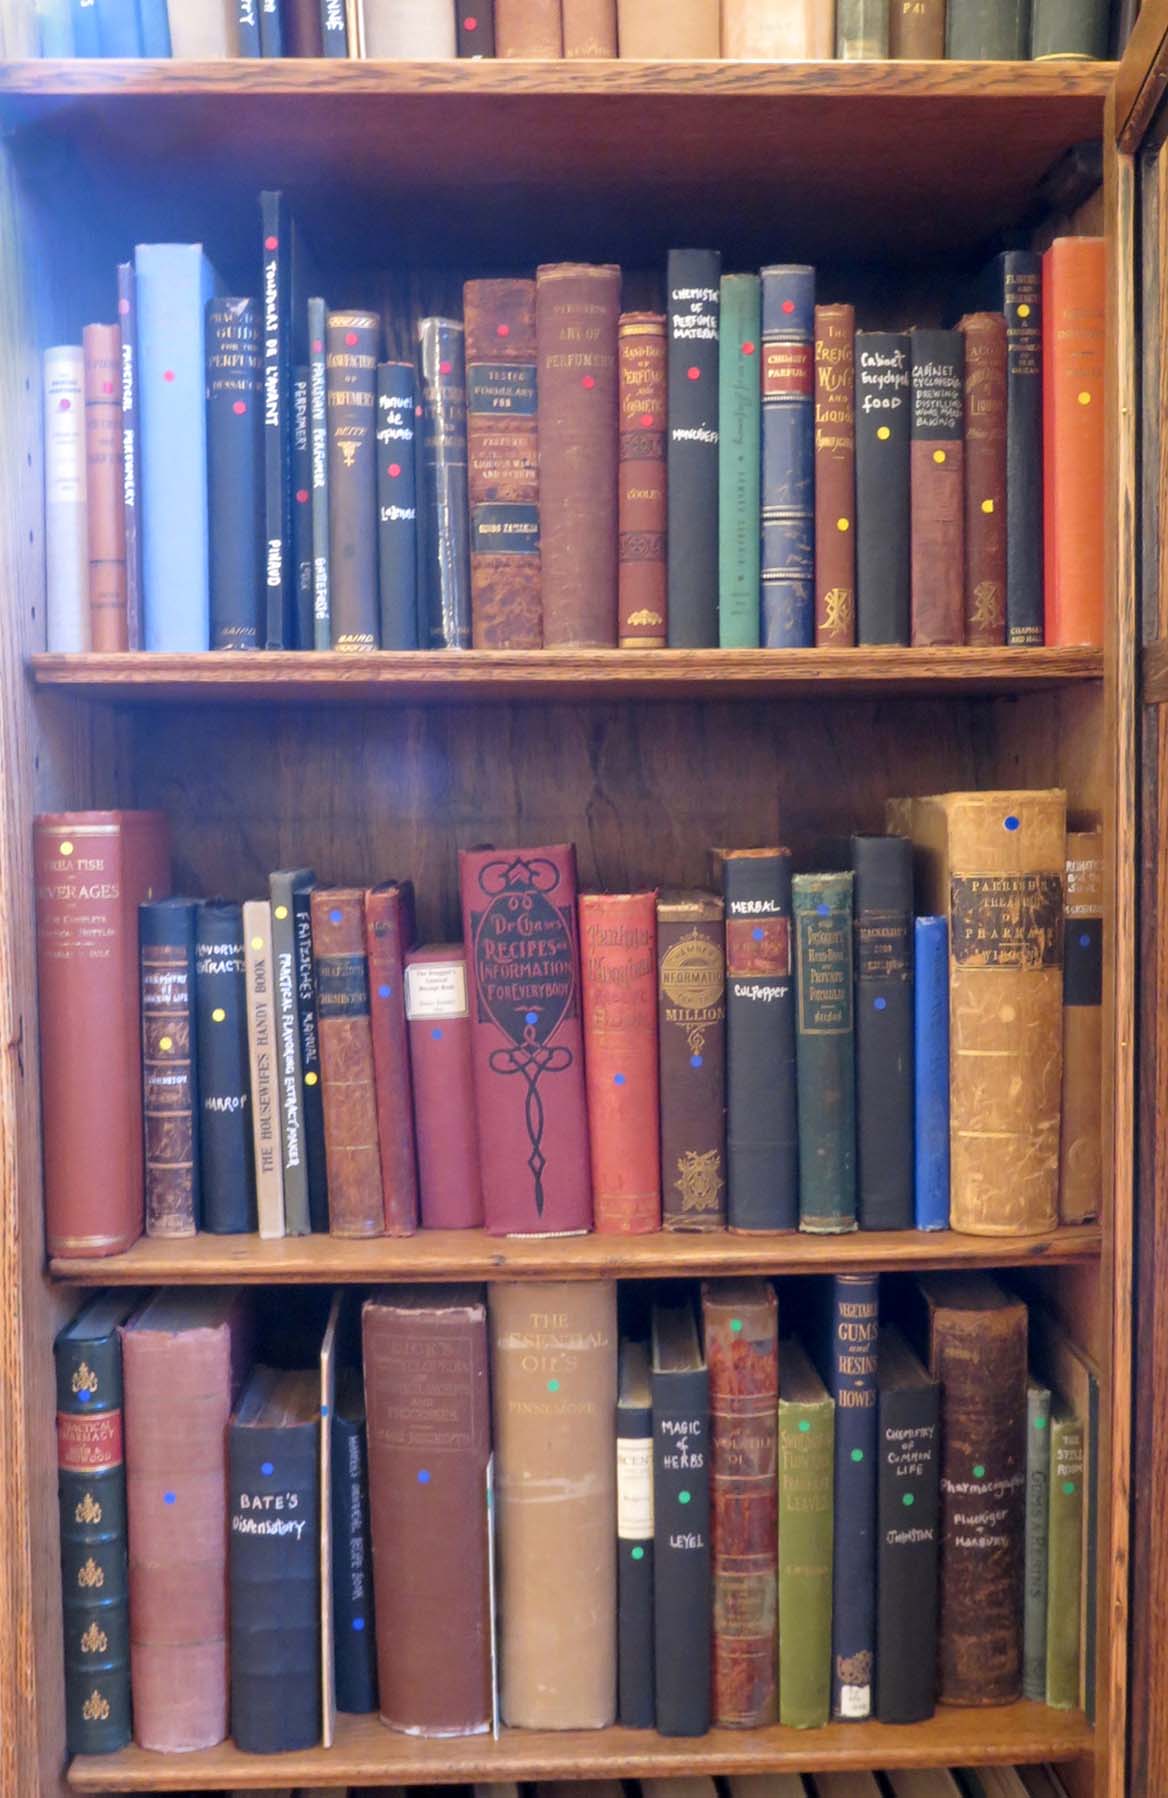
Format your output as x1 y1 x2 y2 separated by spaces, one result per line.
465 14 477 27
582 375 595 389
497 322 510 338
265 235 278 252
345 331 358 347
687 366 700 381
312 339 323 354
742 340 755 355
102 380 114 394
163 370 175 382
233 401 247 415
296 488 309 504
58 398 71 411
118 297 130 316
782 299 795 314
388 463 401 478
416 404 424 417
640 412 654 428
440 359 452 376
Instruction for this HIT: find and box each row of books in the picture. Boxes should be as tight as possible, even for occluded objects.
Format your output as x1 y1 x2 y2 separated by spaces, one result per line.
41 217 1105 661
133 1780 1076 1798
33 797 1103 1260
57 1273 1095 1757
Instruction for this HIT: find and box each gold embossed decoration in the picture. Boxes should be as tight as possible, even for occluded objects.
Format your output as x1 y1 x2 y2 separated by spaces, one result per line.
674 1147 724 1215
74 1491 102 1526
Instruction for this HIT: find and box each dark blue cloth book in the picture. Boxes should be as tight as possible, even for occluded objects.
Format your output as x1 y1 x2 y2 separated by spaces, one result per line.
760 264 815 647
913 915 950 1231
828 1271 879 1719
259 0 283 55
237 0 262 53
331 1368 378 1713
320 0 348 52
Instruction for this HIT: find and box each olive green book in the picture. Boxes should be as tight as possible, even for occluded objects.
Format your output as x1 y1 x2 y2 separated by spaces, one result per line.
778 1337 834 1728
792 872 856 1233
718 273 761 649
1023 1378 1052 1700
1045 1397 1085 1709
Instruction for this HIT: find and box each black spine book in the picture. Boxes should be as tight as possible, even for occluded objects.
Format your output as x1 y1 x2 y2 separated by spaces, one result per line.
996 250 1045 646
651 1297 711 1738
418 317 471 648
617 1338 655 1728
875 1324 940 1724
852 834 913 1232
855 330 911 645
259 0 283 53
946 0 1029 55
237 0 261 52
269 869 314 1238
206 296 264 651
261 190 292 648
331 1367 378 1712
140 898 201 1239
377 360 419 649
666 248 721 647
458 0 495 53
292 883 329 1232
55 1292 141 1757
194 900 257 1234
308 296 331 650
327 310 381 651
828 1271 879 1720
320 0 348 52
292 366 314 648
115 262 143 650
720 847 798 1232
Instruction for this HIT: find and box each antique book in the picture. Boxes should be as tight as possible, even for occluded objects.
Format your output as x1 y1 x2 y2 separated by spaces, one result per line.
563 0 617 51
1028 1303 1099 1719
657 890 726 1232
993 250 1045 645
364 882 419 1236
206 298 263 650
718 275 762 648
291 879 328 1231
652 1296 711 1737
723 0 833 55
418 316 471 648
364 1289 492 1734
910 327 965 647
82 323 126 650
855 331 911 645
616 0 720 53
814 303 856 646
43 344 89 651
269 869 314 1237
243 900 285 1240
165 0 234 54
875 1325 940 1724
259 194 297 648
464 278 541 649
363 0 457 53
326 309 379 651
403 944 484 1229
195 901 256 1234
667 247 721 647
618 311 668 646
376 361 419 648
579 892 660 1233
537 263 620 645
617 1337 655 1727
948 0 1029 53
1043 237 1105 646
460 844 592 1236
310 888 385 1237
1045 1395 1085 1708
35 810 170 1258
704 1279 779 1728
837 0 890 52
330 1367 377 1713
292 367 313 647
308 296 332 648
491 1281 618 1727
958 311 1007 645
760 264 814 647
777 1337 834 1730
913 915 950 1231
285 0 323 50
1023 1378 1053 1700
140 897 199 1239
1031 0 1108 53
852 835 913 1232
1060 827 1103 1223
458 0 495 53
792 871 856 1233
889 0 944 51
115 263 143 649
496 0 563 51
828 1273 878 1720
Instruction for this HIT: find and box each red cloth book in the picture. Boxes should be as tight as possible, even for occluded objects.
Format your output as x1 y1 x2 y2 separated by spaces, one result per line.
1043 236 1105 647
579 892 660 1233
404 944 484 1229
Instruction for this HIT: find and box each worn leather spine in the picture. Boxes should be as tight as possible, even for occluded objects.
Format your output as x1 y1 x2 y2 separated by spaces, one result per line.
855 331 911 645
418 317 471 647
760 265 815 646
718 277 761 648
995 250 1044 645
1060 828 1103 1222
874 1325 940 1725
777 1337 834 1729
619 311 668 646
657 890 726 1232
465 278 542 649
376 360 419 649
1043 237 1105 646
723 0 833 55
793 871 856 1233
814 303 856 646
852 834 913 1232
243 901 285 1240
958 312 1007 646
947 0 1029 54
326 310 379 651
403 944 484 1229
195 901 256 1234
579 892 661 1233
206 298 263 650
667 248 721 646
496 0 562 52
617 0 720 52
651 1297 712 1737
910 327 965 647
829 1272 879 1720
364 882 419 1236
140 898 199 1239
564 0 616 50
889 0 945 52
83 324 127 651
837 0 890 52
310 888 385 1237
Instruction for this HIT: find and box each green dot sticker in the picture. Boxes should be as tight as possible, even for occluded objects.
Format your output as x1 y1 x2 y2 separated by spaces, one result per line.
973 1464 986 1480
1035 1415 1048 1430
1063 1480 1076 1496
678 1490 692 1505
798 1419 811 1433
902 1492 915 1507
631 1545 645 1561
546 1379 560 1393
851 1448 864 1463
730 1319 743 1334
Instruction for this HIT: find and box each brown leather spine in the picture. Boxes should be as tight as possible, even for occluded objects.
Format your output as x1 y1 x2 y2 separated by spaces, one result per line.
813 303 856 646
496 0 563 52
83 324 127 652
364 883 419 1236
327 311 380 652
722 0 834 55
35 811 170 1258
618 312 668 647
563 0 617 51
404 944 484 1229
579 892 661 1234
704 1278 779 1728
658 890 727 1231
284 0 323 51
141 912 197 1240
616 0 720 53
363 1288 492 1736
310 888 385 1238
889 0 945 53
464 278 542 649
537 263 621 646
958 312 1007 646
910 330 965 648
1060 828 1103 1224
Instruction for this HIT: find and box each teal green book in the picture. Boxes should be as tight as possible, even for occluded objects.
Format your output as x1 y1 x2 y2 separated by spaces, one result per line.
1046 1397 1085 1710
1023 1378 1052 1700
718 273 761 649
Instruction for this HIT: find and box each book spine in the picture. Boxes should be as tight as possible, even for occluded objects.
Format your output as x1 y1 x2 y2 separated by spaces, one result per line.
1023 1381 1052 1700
564 0 617 47
291 888 328 1231
913 915 950 1231
364 0 457 51
1031 0 1108 54
855 331 911 645
115 264 143 650
1061 829 1103 1223
195 900 257 1234
364 886 419 1236
852 835 913 1232
959 311 1007 645
166 0 233 52
658 897 727 1232
666 248 721 647
1045 1408 1085 1708
496 0 563 51
778 1369 834 1727
464 277 541 649
836 0 890 52
874 1363 940 1722
910 327 965 647
310 889 385 1236
140 900 199 1238
308 297 332 649
327 310 380 651
722 851 797 1232
1043 237 1105 647
999 250 1045 645
97 0 143 51
261 193 291 647
242 900 286 1240
760 265 815 647
376 361 419 648
71 0 101 52
890 0 944 50
718 275 762 649
579 892 661 1234
403 948 484 1228
38 0 75 54
285 0 324 50
724 0 833 51
793 871 856 1233
259 0 283 52
418 317 471 647
206 296 264 650
814 302 856 645
269 874 311 1236
618 310 668 647
138 0 171 53
237 0 261 51
536 263 621 646
829 1272 878 1719
43 346 89 652
320 0 349 52
947 0 1028 52
82 324 127 651
652 1359 711 1736
458 0 496 51
617 1384 655 1726
292 366 313 645
616 0 720 52
329 1412 378 1712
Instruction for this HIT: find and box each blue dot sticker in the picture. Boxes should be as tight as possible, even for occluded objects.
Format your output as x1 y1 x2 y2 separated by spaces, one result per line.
78 1390 91 1405
329 907 343 924
417 1469 431 1485
431 1026 443 1040
817 901 831 916
352 1617 366 1632
261 1461 274 1478
752 925 765 941
378 983 392 1000
164 1492 176 1506
1080 932 1091 948
525 1010 538 1026
613 1072 626 1086
320 1403 329 1418
874 996 887 1012
690 1053 703 1069
1004 815 1020 832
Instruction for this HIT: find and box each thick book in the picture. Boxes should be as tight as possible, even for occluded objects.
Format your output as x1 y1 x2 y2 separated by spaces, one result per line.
837 0 890 52
403 944 484 1229
327 310 380 651
958 311 1007 645
330 1367 377 1714
724 0 833 51
890 0 944 50
852 834 913 1232
195 900 257 1234
458 0 495 52
310 888 385 1237
56 1292 141 1757
243 899 285 1240
292 366 313 647
491 1281 618 1727
793 871 856 1234
657 890 726 1232
718 275 762 649
460 844 592 1236
465 277 541 649
43 345 89 652
814 302 856 646
667 248 721 647
760 265 815 647
875 1324 940 1725
1061 827 1103 1223
418 317 471 648
1045 1396 1085 1709
496 0 562 51
1023 1378 1053 1701
536 263 621 646
270 869 315 1238
618 311 668 647
704 1279 779 1728
855 332 911 645
229 1367 322 1754
140 897 199 1239
910 327 965 648
35 810 170 1258
652 1296 711 1738
617 1337 655 1728
828 1272 878 1720
206 297 264 650
616 0 719 52
375 360 419 649
115 263 143 649
913 915 950 1232
948 0 1029 53
291 881 328 1231
995 250 1045 646
1043 237 1105 646
564 0 617 49
1031 0 1108 54
777 1336 834 1730
308 297 332 649
579 891 661 1235
364 0 457 51
364 1289 492 1734
364 882 419 1236
82 323 127 651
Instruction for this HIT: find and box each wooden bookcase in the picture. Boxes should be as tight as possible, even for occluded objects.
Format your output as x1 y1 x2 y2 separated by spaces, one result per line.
0 16 1136 1797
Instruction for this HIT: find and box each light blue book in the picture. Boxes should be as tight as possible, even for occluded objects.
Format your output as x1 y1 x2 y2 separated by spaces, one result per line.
137 0 171 55
913 914 950 1230
97 0 143 53
70 0 101 53
36 0 74 54
136 244 219 651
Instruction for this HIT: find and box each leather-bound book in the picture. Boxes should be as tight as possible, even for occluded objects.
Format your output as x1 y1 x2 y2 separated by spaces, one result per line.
957 312 1007 646
460 844 592 1235
814 303 856 646
465 278 542 649
43 345 89 652
617 1337 655 1727
837 0 890 53
777 1337 834 1728
723 0 834 54
35 811 170 1259
496 0 563 52
140 897 200 1239
651 1295 711 1737
364 0 457 52
1043 237 1105 647
206 298 263 650
330 1367 377 1712
718 276 761 649
537 263 620 645
618 311 668 647
1023 1377 1052 1699
793 871 856 1234
115 264 143 650
364 1288 492 1734
918 1273 1027 1705
285 0 323 50
564 0 617 51
243 900 286 1240
270 869 315 1237
310 888 385 1237
195 901 257 1234
667 248 721 647
889 0 945 52
229 1367 322 1754
704 1279 779 1728
851 834 913 1232
418 316 471 648
1031 0 1108 54
579 891 661 1234
828 1272 878 1721
458 1 495 53
617 0 720 53
913 915 949 1231
403 943 484 1228
993 250 1044 645
761 264 815 646
82 323 126 651
375 361 419 649
657 890 726 1232
1060 827 1103 1223
875 1326 939 1725
327 310 380 651
56 1293 141 1757
308 297 331 648
122 1289 249 1752
364 882 419 1236
855 331 911 645
293 367 313 647
949 0 1028 52
491 1281 618 1727
293 880 329 1232
910 327 965 647
1045 1395 1085 1709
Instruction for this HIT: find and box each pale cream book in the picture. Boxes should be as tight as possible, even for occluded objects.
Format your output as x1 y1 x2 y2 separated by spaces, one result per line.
363 0 456 55
617 0 720 55
722 0 833 56
42 347 89 652
166 0 235 55
243 900 286 1239
728 1776 810 1798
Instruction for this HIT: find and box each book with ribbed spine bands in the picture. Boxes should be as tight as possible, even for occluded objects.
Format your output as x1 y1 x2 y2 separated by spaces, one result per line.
761 265 815 648
311 888 385 1237
465 278 541 649
958 312 1007 646
657 890 726 1232
327 310 380 651
140 897 200 1238
910 327 965 648
364 882 419 1237
83 323 126 650
619 311 668 647
579 891 660 1234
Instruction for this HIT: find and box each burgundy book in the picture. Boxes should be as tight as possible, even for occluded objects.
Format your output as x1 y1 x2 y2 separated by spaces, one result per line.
464 278 542 649
910 328 965 647
460 844 592 1236
284 0 323 50
364 883 419 1237
618 311 668 648
813 303 856 646
657 889 727 1232
35 811 170 1259
310 888 385 1238
404 944 484 1229
958 311 1007 646
83 323 127 651
579 892 661 1234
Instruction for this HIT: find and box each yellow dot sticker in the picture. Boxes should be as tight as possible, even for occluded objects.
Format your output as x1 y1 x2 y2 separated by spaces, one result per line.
1078 390 1092 406
837 517 850 533
877 425 891 441
59 840 73 856
251 936 263 951
212 1007 226 1024
981 498 995 514
159 1036 173 1052
305 1071 319 1087
933 449 946 465
274 904 288 920
1017 303 1031 319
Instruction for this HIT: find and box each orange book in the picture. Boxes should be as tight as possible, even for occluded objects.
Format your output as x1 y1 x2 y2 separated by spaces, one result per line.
1042 237 1105 647
579 892 661 1234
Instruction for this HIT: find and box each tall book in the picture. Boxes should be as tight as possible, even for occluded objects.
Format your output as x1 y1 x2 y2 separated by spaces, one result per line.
777 1336 834 1730
875 1324 940 1724
657 890 726 1232
855 332 911 645
909 327 965 647
958 311 1007 646
617 1337 655 1728
270 869 315 1237
375 360 418 649
291 880 328 1232
579 892 661 1234
43 345 89 651
364 1289 492 1734
760 264 815 647
852 834 913 1232
814 302 856 646
618 311 668 647
793 871 856 1233
82 323 126 650
667 248 721 647
140 897 200 1239
491 1281 618 1727
243 899 285 1240
418 316 471 647
723 0 834 52
718 274 762 649
460 844 592 1236
1045 1395 1085 1709
308 296 332 649
364 881 419 1237
1043 236 1105 646
913 915 950 1231
948 0 1029 53
292 366 313 647
327 310 380 651
403 943 484 1229
652 1295 711 1738
828 1272 878 1720
195 900 257 1234
994 250 1045 645
206 297 264 650
464 277 541 649
564 0 617 50
1028 1303 1099 1721
496 0 562 51
458 0 495 52
330 1366 377 1713
115 263 143 649
260 193 291 646
1061 827 1103 1223
837 0 890 52
890 0 944 49
1031 0 1108 54
310 888 385 1237
1023 1378 1053 1701
35 810 170 1258
616 0 719 53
